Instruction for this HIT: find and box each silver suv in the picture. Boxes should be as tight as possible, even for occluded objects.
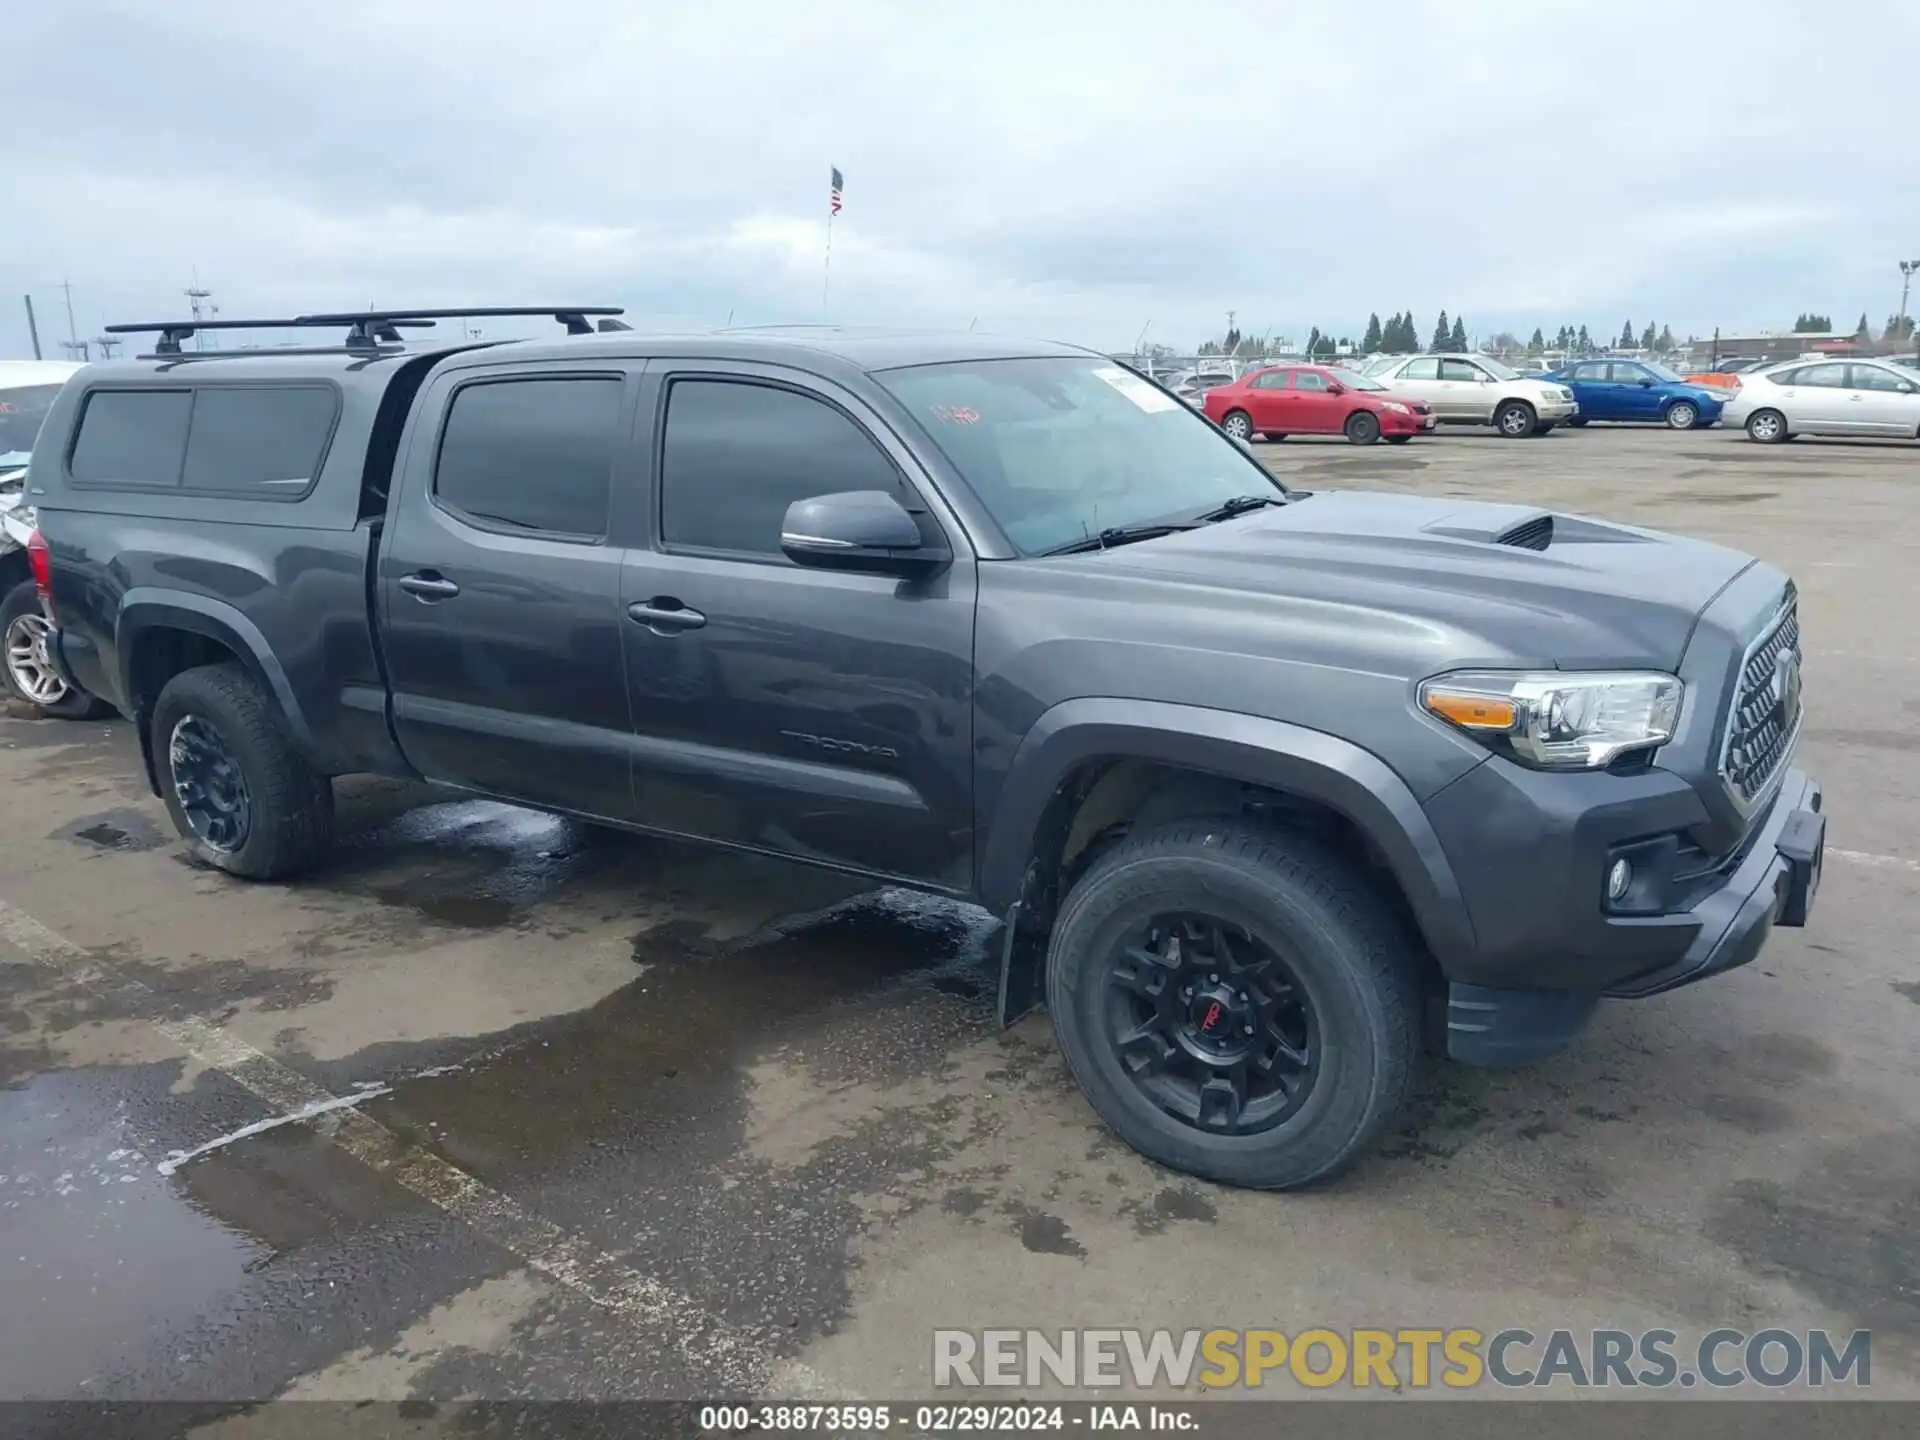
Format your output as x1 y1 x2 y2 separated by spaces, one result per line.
1370 353 1578 436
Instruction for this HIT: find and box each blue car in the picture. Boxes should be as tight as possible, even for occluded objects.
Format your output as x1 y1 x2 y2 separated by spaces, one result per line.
1540 358 1725 430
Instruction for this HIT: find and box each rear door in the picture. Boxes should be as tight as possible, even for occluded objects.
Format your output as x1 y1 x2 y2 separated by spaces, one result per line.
1779 362 1853 432
616 363 978 890
1242 370 1292 432
380 362 641 820
1563 361 1611 417
1391 357 1446 412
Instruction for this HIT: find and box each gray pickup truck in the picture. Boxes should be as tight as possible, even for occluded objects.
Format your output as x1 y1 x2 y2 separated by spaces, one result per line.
22 307 1824 1188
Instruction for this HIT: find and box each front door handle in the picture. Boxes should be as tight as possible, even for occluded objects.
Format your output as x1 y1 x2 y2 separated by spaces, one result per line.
627 600 707 633
399 572 461 601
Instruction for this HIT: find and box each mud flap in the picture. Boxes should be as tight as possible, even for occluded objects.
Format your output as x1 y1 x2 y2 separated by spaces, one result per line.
995 901 1048 1028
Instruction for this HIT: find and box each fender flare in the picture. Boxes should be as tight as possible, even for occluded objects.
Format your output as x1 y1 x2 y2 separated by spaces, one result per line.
978 697 1476 969
117 589 320 787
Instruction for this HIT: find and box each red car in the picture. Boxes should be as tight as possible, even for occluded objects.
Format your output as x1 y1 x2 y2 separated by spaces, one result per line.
1204 365 1434 445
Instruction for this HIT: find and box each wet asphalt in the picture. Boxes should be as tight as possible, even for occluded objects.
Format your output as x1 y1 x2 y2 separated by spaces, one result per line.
2 425 1918 1423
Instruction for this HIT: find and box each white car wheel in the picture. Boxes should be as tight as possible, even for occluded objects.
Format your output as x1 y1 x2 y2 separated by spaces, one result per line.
1222 411 1253 441
1666 402 1697 430
1747 409 1788 444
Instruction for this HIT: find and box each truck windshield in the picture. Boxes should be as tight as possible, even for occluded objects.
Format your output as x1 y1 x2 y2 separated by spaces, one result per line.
879 357 1285 556
0 384 65 468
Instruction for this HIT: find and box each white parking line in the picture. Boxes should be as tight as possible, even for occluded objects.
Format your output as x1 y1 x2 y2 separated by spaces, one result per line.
0 895 835 1398
1830 847 1920 874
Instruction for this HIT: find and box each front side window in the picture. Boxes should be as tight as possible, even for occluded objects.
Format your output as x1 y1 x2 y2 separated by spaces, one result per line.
1849 364 1909 392
660 379 902 557
69 390 193 486
879 357 1285 557
1608 364 1649 383
434 376 622 539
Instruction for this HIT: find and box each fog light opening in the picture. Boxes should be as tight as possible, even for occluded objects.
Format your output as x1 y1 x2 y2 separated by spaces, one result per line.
1607 858 1633 903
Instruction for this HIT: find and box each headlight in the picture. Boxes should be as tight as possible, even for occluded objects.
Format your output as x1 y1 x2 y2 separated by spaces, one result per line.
1383 401 1410 414
1419 670 1684 769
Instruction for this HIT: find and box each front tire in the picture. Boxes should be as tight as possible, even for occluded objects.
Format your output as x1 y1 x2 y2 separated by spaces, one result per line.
1046 820 1422 1190
1344 411 1381 446
1384 435 1412 445
1567 416 1589 427
1665 401 1699 430
1221 410 1254 442
2 580 111 719
152 663 334 879
1494 400 1538 438
1747 408 1789 444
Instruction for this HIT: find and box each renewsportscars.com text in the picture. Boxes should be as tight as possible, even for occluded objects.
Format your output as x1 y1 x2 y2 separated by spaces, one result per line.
933 1327 1871 1391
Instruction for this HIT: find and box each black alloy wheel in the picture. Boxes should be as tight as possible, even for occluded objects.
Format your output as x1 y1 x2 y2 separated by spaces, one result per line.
1106 911 1318 1135
167 714 253 854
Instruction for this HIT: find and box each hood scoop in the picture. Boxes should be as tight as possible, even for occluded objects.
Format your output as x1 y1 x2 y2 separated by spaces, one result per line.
1422 506 1556 551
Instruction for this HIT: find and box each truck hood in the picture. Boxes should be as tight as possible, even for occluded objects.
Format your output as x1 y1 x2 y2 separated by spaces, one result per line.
1072 490 1755 671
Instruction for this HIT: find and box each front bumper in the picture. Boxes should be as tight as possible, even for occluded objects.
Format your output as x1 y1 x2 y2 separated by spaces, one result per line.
1537 399 1578 421
1436 766 1824 1066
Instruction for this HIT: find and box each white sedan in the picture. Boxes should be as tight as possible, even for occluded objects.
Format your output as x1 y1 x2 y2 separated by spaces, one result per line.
1722 358 1920 443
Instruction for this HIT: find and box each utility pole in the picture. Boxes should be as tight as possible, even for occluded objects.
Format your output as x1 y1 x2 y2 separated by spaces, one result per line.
59 279 87 361
92 336 122 360
23 295 42 360
1900 260 1920 341
185 283 216 351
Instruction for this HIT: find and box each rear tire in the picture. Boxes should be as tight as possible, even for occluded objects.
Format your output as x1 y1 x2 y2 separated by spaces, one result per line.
1384 435 1412 445
1344 411 1381 446
1221 410 1254 442
1567 416 1589 427
2 580 112 719
1746 408 1788 444
1665 401 1699 430
1045 820 1422 1190
152 663 334 880
1494 400 1538 438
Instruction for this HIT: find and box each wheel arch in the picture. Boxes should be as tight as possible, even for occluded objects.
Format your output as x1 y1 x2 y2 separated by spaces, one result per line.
979 698 1477 973
117 590 319 794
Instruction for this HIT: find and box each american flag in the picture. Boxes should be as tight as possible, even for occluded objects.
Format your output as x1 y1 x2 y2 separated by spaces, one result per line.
829 167 844 216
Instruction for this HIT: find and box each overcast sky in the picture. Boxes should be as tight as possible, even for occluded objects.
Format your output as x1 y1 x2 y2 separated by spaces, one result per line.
5 0 1916 358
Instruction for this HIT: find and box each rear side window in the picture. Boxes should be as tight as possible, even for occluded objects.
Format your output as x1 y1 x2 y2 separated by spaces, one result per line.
69 390 192 486
1399 358 1440 380
660 379 900 558
182 386 338 495
434 376 623 540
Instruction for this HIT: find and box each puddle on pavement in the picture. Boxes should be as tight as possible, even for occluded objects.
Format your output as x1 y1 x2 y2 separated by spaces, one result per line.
359 887 998 1181
0 1068 263 1399
53 808 165 854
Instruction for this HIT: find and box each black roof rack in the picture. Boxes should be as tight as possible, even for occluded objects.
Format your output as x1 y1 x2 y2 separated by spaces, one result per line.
105 305 629 358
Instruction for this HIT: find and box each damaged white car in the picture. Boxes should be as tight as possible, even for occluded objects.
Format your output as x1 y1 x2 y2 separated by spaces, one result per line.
2 361 110 717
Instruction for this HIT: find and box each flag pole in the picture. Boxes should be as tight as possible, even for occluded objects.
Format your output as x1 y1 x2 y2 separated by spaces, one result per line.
823 211 834 316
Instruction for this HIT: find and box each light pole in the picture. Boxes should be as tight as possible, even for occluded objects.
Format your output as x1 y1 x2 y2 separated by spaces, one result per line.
1900 260 1920 341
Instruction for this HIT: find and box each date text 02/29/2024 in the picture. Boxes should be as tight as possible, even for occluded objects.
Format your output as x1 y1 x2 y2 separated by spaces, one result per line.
697 1403 1197 1432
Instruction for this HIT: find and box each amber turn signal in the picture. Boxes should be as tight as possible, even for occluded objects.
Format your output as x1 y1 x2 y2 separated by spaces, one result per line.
1421 690 1518 731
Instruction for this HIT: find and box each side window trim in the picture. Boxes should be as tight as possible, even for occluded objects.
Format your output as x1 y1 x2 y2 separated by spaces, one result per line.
653 371 911 568
429 370 629 546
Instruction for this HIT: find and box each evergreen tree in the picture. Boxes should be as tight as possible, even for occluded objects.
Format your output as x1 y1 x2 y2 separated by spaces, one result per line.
1363 313 1383 352
1656 324 1675 353
1402 314 1420 352
1640 322 1656 351
1305 326 1322 358
1856 312 1871 340
1450 316 1467 350
1528 327 1545 354
1577 325 1592 354
1431 311 1452 351
1619 319 1636 350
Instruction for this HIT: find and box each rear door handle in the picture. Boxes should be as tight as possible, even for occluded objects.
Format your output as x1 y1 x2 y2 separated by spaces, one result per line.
627 600 707 633
399 572 461 601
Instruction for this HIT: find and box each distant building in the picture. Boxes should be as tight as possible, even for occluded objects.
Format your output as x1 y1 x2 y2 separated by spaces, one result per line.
1683 331 1911 367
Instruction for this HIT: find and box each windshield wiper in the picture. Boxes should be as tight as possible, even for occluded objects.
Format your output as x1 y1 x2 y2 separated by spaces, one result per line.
1192 493 1285 524
1038 522 1197 556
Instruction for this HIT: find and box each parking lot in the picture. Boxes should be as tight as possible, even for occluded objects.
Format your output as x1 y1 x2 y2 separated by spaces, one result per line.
3 425 1918 1415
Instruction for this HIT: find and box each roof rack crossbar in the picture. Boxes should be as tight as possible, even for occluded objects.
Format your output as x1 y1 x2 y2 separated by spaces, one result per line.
106 306 627 356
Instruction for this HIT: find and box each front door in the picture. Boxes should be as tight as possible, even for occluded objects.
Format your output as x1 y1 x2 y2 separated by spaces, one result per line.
1845 363 1920 436
380 365 641 821
618 365 977 890
1605 362 1659 420
1286 369 1342 433
1435 357 1493 419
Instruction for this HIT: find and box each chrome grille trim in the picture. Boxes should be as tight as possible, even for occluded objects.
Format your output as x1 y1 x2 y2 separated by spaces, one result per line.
1718 593 1802 814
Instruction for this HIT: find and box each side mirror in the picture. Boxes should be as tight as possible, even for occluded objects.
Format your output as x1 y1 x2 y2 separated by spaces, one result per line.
1326 381 1347 395
780 490 950 576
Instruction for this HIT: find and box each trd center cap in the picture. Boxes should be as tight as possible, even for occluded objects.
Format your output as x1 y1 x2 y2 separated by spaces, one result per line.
1185 983 1252 1052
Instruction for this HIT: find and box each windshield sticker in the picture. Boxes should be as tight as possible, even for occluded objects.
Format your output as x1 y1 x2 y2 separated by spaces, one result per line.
1093 367 1180 413
930 404 981 425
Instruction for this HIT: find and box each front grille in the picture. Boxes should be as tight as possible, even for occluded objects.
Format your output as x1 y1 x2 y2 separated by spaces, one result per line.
1720 596 1802 810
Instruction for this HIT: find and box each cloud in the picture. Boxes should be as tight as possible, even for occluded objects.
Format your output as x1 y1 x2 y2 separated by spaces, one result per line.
4 0 1917 357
